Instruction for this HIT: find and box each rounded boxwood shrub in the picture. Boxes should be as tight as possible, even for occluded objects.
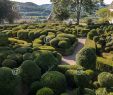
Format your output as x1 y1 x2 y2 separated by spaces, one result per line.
23 53 34 61
50 38 59 48
20 60 41 84
30 81 43 95
0 67 21 95
96 88 108 95
2 59 17 68
15 47 28 54
17 30 28 40
7 54 18 61
41 71 67 95
98 72 113 88
84 88 96 95
28 31 35 41
76 47 96 69
36 87 54 95
87 29 98 40
60 93 69 95
58 41 69 49
74 72 90 88
34 51 58 73
65 70 77 87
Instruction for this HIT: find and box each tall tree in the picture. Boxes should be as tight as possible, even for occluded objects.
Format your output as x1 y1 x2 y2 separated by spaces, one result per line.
0 0 20 24
69 0 95 25
50 0 69 21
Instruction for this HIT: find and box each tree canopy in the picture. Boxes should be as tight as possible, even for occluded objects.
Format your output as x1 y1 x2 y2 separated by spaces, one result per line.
0 0 20 24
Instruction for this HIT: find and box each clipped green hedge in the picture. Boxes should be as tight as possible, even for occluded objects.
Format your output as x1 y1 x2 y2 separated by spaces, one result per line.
36 87 54 95
41 71 67 95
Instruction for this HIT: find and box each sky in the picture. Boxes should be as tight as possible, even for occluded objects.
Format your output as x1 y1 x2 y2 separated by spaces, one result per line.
11 0 113 5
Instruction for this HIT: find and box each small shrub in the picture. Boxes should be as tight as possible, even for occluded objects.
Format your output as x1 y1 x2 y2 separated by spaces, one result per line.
36 87 54 95
20 60 41 84
98 72 113 88
76 47 96 69
34 51 58 73
50 38 59 48
23 53 34 61
41 71 67 95
2 59 17 68
58 41 70 49
96 88 108 95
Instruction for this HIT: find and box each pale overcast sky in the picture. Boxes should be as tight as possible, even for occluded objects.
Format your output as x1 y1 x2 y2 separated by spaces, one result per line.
11 0 113 5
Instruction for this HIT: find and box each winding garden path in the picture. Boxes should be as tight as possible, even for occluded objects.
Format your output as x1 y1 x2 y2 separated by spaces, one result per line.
62 38 86 65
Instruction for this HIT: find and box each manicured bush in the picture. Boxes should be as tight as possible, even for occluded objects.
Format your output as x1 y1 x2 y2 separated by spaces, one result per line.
74 72 90 88
0 67 21 95
20 60 41 84
36 87 54 95
23 53 34 61
87 29 98 40
57 65 81 74
60 93 69 95
41 71 67 95
84 88 96 95
34 51 58 73
50 38 59 48
0 32 9 46
65 70 77 87
7 54 18 61
96 88 108 95
98 72 113 88
58 41 70 49
93 36 99 43
28 31 35 41
17 30 28 40
30 81 43 94
76 47 96 69
15 47 28 54
2 59 17 68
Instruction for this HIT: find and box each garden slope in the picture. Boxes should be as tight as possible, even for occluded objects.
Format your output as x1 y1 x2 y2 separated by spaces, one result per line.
62 38 86 65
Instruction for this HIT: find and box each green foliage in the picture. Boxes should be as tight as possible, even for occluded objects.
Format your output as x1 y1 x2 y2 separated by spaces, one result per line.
36 87 54 95
76 47 96 69
96 88 108 95
41 71 67 95
34 51 58 73
50 38 59 48
30 81 43 95
2 59 17 68
20 60 41 84
17 30 28 40
84 88 96 95
58 41 70 49
0 67 21 95
98 72 113 88
23 53 34 61
87 29 98 40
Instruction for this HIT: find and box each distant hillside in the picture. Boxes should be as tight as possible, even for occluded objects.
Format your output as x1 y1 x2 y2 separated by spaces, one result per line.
14 2 52 17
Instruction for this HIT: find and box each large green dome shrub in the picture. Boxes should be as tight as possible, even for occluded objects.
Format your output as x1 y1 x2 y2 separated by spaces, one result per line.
20 60 41 84
0 67 21 95
41 71 67 95
98 72 113 88
36 87 54 95
34 51 58 73
2 59 17 68
76 47 96 69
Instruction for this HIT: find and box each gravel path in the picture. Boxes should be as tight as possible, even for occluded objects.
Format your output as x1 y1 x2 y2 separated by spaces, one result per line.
62 38 86 65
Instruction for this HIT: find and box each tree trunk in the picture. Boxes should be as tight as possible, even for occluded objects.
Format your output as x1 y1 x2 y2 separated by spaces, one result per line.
76 11 80 25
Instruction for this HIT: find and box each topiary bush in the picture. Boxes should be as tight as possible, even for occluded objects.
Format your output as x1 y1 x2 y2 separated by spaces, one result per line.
76 47 96 70
98 72 113 88
84 88 96 95
20 60 41 84
41 71 67 95
17 30 28 40
2 59 17 68
36 87 54 95
50 38 59 48
96 88 108 95
30 81 43 95
0 67 21 95
23 53 34 61
58 41 70 49
34 51 58 73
